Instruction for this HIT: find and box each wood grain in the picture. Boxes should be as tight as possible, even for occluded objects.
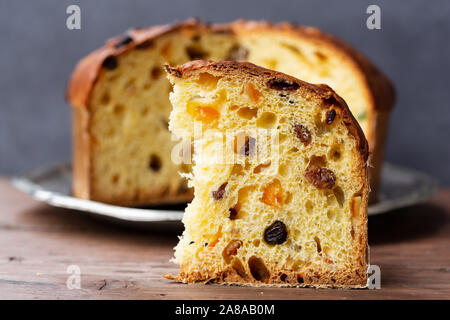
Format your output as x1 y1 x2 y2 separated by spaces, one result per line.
0 178 449 299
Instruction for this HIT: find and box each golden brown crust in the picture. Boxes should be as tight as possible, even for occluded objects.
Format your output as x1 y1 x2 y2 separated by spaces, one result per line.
164 265 368 288
89 188 193 207
71 107 90 199
165 60 369 288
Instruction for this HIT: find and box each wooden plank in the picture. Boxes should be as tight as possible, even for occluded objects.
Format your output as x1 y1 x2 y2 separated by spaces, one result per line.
0 178 449 299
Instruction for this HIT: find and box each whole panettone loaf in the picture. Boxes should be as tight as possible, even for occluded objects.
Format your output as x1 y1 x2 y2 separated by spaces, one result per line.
165 60 369 288
67 19 394 206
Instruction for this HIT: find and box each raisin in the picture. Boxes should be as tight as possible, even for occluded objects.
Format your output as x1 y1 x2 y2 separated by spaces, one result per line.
102 56 118 70
305 167 336 189
240 137 256 156
228 207 238 220
189 241 195 245
150 67 162 79
293 123 312 146
325 109 336 125
212 183 227 200
136 40 154 50
264 220 287 245
222 240 242 263
186 45 207 60
227 45 249 61
267 78 300 91
149 154 162 171
114 35 133 48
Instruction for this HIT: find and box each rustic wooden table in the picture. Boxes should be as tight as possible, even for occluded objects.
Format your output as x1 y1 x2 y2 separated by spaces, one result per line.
0 178 449 300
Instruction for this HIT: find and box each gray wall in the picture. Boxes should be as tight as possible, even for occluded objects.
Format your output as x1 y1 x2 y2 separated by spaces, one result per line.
1 0 449 185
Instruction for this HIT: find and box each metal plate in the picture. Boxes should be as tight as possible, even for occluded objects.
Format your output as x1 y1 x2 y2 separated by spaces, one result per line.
11 163 438 225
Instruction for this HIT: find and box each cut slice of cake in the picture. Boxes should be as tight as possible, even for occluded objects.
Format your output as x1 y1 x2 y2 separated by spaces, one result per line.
164 60 369 288
67 19 393 206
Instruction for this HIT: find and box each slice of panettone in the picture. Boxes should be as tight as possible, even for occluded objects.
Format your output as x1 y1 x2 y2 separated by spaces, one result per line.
164 60 369 288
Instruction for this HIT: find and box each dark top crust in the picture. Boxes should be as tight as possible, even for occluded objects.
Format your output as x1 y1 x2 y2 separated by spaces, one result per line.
165 60 369 163
67 19 394 112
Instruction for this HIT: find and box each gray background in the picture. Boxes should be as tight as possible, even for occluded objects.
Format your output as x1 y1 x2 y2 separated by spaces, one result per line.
1 0 449 185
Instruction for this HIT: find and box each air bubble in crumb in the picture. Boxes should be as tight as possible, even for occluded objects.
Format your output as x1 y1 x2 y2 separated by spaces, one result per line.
327 209 336 220
256 112 277 129
333 187 345 207
231 164 244 176
329 145 342 161
278 163 289 176
237 107 258 120
197 73 220 90
305 200 314 214
314 237 322 253
248 256 270 282
231 258 247 278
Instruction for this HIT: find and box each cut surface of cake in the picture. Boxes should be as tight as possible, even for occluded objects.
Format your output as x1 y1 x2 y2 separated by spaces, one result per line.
165 60 369 288
67 19 393 206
